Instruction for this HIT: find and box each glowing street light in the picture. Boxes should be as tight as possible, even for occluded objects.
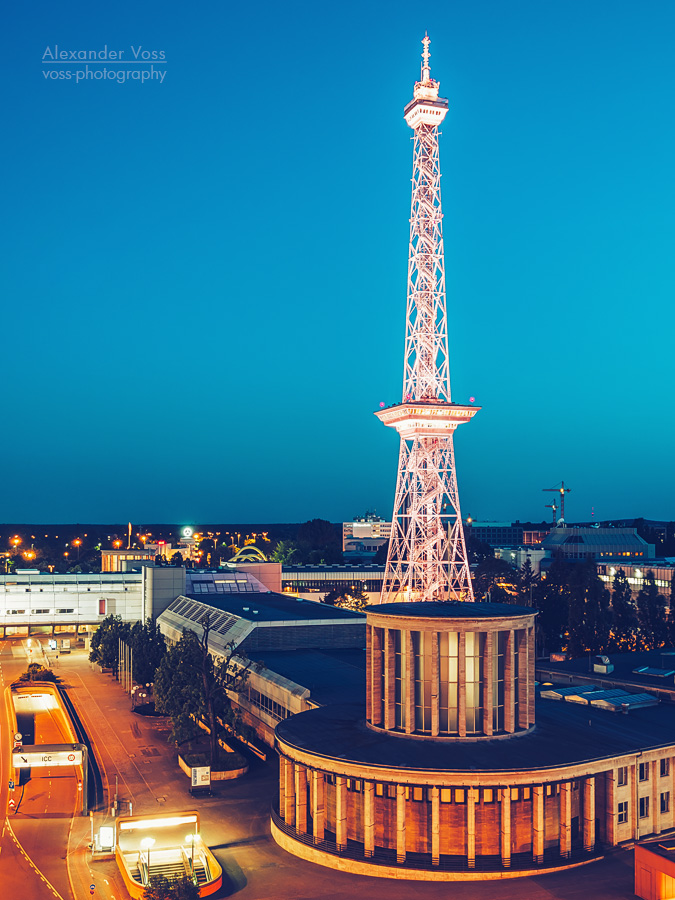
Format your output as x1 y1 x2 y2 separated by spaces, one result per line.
185 833 197 880
72 538 82 560
140 836 155 882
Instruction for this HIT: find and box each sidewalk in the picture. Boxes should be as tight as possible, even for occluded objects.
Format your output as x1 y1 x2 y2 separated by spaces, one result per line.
61 653 235 900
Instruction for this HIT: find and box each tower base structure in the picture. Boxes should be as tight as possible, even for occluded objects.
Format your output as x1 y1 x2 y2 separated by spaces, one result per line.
273 603 675 880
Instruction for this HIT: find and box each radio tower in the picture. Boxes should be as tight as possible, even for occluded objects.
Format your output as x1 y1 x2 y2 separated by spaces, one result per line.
375 35 479 603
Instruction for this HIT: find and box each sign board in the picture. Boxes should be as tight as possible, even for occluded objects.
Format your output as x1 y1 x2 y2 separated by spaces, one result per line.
98 827 114 851
191 766 211 787
8 780 14 790
13 749 83 768
14 733 22 742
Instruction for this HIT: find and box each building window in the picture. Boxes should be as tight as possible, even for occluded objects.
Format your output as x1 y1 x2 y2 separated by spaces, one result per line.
375 783 384 797
438 631 459 734
617 766 628 786
387 784 397 799
639 762 650 782
618 801 628 824
661 759 670 778
440 788 452 803
412 631 433 733
483 789 493 803
248 687 289 721
661 792 670 814
639 797 650 819
412 787 424 802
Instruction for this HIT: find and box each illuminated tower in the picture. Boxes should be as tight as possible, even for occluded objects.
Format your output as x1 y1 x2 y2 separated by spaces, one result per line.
376 36 479 603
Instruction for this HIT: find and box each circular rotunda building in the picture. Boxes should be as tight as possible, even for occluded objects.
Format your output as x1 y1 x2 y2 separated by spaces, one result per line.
272 601 675 880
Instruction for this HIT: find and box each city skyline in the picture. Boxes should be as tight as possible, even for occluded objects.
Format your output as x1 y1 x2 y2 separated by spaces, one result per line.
3 1 675 524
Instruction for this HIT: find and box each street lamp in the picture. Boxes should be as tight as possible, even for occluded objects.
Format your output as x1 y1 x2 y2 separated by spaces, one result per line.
73 538 82 560
140 836 155 883
185 833 197 880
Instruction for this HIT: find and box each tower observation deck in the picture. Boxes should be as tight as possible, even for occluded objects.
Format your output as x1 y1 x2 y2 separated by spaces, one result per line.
375 36 478 603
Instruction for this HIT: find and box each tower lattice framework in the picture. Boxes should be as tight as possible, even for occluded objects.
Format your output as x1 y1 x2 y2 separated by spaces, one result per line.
375 36 478 603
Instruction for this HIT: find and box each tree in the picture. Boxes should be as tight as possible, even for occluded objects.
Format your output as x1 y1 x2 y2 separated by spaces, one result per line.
565 562 611 657
269 540 298 564
170 551 183 566
534 560 572 654
609 569 639 652
472 556 519 602
297 518 342 564
333 587 369 611
517 558 539 607
637 571 668 650
128 619 167 685
89 614 128 672
20 663 56 683
154 617 258 767
144 874 200 900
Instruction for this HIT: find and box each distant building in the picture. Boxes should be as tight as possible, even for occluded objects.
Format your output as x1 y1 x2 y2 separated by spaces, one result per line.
342 514 391 560
542 527 653 563
101 549 157 572
597 560 675 600
281 564 385 602
466 521 524 546
494 546 546 574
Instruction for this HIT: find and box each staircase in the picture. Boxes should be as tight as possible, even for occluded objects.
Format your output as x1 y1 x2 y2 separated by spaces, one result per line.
149 859 187 882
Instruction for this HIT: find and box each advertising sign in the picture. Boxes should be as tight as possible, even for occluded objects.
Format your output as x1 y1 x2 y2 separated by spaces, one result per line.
191 766 211 787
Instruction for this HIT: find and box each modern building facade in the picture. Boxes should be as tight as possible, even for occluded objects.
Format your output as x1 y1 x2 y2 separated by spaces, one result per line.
597 560 674 600
281 565 385 603
343 516 391 560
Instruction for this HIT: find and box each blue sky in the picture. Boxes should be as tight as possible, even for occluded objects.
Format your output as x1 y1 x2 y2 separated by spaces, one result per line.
2 1 675 524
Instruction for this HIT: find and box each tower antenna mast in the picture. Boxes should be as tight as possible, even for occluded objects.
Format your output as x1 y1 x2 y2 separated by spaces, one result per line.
375 36 479 602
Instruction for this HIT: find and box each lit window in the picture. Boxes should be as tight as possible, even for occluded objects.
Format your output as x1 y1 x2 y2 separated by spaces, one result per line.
440 788 452 803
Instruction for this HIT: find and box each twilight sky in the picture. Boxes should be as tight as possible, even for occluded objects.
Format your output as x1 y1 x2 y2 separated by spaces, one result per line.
2 1 675 525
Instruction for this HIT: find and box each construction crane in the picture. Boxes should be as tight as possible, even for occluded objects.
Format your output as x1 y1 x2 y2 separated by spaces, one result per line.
543 481 571 524
544 500 558 524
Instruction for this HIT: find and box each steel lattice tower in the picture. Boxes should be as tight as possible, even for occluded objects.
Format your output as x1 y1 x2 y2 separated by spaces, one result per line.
375 36 479 603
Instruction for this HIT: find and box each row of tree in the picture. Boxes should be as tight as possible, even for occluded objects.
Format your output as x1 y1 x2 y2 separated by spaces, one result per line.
89 615 257 767
478 556 675 658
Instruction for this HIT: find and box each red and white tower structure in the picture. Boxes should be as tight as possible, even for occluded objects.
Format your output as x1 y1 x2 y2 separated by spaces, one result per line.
376 36 479 603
